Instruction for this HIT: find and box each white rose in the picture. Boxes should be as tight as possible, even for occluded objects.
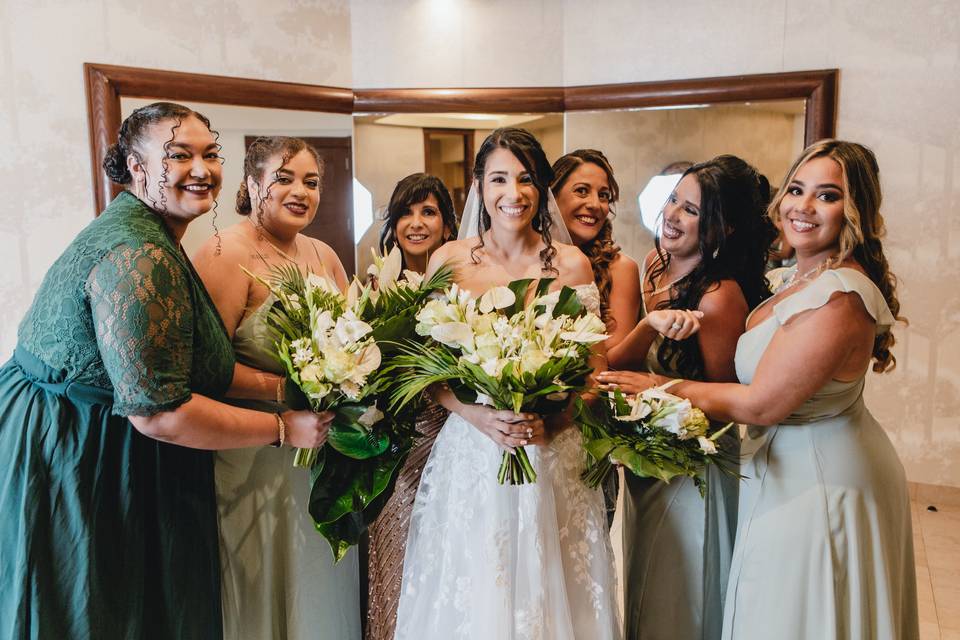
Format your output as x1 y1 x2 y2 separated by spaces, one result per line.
299 362 323 384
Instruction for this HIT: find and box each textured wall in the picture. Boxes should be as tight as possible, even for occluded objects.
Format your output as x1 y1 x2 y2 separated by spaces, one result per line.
566 105 805 265
0 0 352 355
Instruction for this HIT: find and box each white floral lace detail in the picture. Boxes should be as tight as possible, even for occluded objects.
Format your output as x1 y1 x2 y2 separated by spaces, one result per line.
394 282 619 640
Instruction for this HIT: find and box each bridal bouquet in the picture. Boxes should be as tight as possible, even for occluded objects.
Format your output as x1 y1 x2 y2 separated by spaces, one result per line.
388 278 607 485
577 385 737 495
247 248 452 560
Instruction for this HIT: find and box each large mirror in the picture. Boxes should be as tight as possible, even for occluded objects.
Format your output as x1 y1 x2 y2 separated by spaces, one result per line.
86 64 837 280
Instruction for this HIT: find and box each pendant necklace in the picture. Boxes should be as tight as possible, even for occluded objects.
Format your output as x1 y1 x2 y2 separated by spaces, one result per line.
777 256 837 293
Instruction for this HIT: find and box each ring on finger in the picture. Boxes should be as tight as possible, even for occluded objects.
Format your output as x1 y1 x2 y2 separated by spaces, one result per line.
671 321 683 330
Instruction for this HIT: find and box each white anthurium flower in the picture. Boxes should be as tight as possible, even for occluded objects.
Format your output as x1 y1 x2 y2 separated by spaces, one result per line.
306 271 338 293
431 322 474 349
378 246 403 290
354 343 382 379
616 395 654 422
346 278 363 308
651 399 694 438
311 310 336 347
401 269 424 289
478 286 515 314
358 405 385 428
639 386 682 405
335 311 373 346
697 436 718 455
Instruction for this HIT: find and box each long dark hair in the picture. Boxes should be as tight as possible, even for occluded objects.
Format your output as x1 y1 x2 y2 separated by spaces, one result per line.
378 173 458 269
769 139 903 372
471 127 557 274
650 154 776 379
551 149 621 324
102 101 218 215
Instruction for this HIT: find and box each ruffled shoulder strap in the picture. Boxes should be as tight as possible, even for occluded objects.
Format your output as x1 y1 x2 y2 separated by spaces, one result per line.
573 282 601 315
773 268 896 333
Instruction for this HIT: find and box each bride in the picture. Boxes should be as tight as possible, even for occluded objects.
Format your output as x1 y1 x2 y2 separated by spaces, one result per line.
394 128 620 639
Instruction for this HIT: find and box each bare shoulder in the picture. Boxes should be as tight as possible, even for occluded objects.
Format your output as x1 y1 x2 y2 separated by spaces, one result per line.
699 279 749 317
193 223 253 271
609 252 640 282
554 242 593 286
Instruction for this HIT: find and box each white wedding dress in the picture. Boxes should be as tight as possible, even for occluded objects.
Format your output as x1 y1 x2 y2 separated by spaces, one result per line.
394 283 621 640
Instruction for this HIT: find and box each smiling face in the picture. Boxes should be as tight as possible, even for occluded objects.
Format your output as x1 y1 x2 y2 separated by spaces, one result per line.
395 193 449 263
555 162 614 246
778 156 845 258
481 147 541 234
130 115 223 222
249 149 322 236
659 173 702 259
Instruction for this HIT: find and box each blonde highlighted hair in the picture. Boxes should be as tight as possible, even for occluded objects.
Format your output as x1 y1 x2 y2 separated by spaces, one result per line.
769 139 904 372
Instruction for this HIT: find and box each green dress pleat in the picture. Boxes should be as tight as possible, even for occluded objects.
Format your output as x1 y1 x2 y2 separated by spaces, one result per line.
215 296 361 640
0 192 234 640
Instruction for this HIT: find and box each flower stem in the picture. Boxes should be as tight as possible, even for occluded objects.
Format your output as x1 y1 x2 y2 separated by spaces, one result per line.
293 447 318 468
498 447 537 485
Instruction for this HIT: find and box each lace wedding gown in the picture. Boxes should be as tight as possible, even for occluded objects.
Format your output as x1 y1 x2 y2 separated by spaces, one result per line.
394 283 620 640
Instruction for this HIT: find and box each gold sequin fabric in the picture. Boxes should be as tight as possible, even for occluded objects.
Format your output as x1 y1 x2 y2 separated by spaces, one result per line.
365 401 448 640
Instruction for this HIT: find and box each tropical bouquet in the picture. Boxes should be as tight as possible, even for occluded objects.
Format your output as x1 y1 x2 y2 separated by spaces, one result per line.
388 278 607 485
577 384 737 496
246 247 452 560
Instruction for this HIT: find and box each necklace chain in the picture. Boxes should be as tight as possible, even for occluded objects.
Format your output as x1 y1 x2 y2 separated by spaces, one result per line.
777 256 837 293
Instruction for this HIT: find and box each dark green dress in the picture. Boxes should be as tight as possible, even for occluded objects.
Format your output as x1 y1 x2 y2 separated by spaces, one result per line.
0 191 234 640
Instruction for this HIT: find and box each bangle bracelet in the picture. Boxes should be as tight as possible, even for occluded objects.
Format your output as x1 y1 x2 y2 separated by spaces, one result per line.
276 376 285 404
271 412 286 448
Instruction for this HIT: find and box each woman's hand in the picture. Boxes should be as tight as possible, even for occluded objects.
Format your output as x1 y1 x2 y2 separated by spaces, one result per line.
596 370 661 395
461 405 545 453
645 309 704 341
282 410 334 449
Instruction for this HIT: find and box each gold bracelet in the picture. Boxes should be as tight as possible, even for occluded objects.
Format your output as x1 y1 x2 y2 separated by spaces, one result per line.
271 412 286 448
276 376 285 403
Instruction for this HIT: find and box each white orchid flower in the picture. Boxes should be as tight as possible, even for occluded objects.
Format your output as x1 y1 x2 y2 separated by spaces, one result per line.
377 246 403 290
334 311 373 346
697 436 718 455
401 269 424 289
559 313 608 344
306 271 338 293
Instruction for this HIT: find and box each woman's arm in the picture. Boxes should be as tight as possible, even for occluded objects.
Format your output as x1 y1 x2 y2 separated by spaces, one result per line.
603 254 641 351
695 280 749 383
194 237 284 401
129 394 333 450
655 291 875 425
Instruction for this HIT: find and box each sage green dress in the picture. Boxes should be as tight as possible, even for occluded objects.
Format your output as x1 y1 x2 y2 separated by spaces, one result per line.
0 191 234 640
621 269 740 640
723 268 918 639
215 297 361 640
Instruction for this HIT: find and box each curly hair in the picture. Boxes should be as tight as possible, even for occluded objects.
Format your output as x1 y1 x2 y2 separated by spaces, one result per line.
768 139 904 372
471 128 557 274
379 173 458 269
650 155 776 380
551 149 621 324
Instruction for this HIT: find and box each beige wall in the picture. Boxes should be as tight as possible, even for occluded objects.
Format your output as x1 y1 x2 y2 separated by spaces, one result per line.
0 0 352 355
2 0 957 486
565 105 805 263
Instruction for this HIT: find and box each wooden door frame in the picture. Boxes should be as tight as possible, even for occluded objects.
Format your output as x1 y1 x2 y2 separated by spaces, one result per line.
85 63 837 215
422 128 475 194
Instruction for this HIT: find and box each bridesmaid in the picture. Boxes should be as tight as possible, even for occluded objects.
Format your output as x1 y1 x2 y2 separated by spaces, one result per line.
0 104 330 640
366 173 457 640
551 148 640 524
193 137 360 640
602 141 919 639
603 155 775 640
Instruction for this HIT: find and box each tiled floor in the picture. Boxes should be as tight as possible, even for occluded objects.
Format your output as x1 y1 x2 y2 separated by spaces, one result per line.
914 492 960 640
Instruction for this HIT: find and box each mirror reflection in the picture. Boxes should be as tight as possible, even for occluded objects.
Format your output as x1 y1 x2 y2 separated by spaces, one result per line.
121 98 355 272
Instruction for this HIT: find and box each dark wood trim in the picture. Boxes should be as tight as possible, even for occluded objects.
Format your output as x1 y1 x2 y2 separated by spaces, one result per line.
354 87 565 114
86 64 838 214
84 63 354 213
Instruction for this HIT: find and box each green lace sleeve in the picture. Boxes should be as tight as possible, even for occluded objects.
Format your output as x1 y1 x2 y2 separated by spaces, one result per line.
87 242 195 417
